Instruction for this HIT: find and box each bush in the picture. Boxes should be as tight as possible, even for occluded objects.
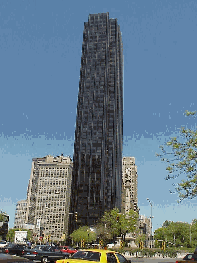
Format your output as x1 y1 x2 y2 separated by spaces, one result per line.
117 248 184 258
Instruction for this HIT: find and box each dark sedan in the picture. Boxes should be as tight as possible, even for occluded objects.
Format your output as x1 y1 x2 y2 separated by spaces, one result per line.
0 252 31 263
23 246 69 263
4 243 28 256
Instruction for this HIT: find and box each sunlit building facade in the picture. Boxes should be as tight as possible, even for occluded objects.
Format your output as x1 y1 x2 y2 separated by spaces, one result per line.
122 157 138 214
14 200 27 229
26 155 72 240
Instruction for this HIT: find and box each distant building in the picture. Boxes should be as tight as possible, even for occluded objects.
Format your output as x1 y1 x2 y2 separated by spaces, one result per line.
14 200 27 229
122 157 138 214
139 214 152 248
26 155 72 241
123 214 152 248
0 211 9 241
120 157 138 247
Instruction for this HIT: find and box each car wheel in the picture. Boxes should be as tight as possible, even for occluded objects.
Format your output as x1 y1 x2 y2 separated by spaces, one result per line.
65 255 69 259
42 256 48 263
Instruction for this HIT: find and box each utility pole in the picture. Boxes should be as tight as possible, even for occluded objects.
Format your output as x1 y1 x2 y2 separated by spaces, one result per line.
190 224 192 246
147 198 153 248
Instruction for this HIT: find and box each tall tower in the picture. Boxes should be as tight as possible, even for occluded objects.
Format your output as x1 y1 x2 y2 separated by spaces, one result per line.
70 13 123 230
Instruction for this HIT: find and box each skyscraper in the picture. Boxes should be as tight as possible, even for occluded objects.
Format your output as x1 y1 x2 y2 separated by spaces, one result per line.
70 12 123 230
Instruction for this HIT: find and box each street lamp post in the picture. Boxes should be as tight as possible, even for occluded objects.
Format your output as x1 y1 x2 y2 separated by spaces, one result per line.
147 198 153 248
189 223 192 246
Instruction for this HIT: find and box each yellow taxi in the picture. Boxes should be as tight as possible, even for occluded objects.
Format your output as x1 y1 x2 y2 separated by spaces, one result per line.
56 249 131 263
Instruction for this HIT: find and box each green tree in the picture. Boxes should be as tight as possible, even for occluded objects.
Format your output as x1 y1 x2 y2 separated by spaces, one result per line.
101 208 120 238
0 213 8 222
70 226 97 245
135 234 146 247
154 226 167 245
162 220 172 228
6 228 16 242
95 222 113 243
98 208 138 242
154 220 197 248
157 111 197 201
190 219 197 248
166 222 190 247
118 210 139 241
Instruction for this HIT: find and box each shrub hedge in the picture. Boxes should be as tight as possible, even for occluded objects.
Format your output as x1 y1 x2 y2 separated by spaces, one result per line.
114 247 195 258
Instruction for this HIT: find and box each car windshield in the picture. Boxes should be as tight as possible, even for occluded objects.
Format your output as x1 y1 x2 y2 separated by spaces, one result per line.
71 251 100 261
62 246 73 249
41 246 52 251
115 253 128 263
34 245 50 250
6 243 14 248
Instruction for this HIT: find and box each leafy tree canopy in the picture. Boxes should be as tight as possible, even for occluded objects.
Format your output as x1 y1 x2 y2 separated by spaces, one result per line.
157 111 197 201
135 234 146 246
154 220 197 248
162 220 172 228
70 226 97 243
96 208 139 242
0 212 9 222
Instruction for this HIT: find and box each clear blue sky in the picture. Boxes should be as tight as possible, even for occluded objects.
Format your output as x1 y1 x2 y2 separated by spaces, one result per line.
0 0 196 232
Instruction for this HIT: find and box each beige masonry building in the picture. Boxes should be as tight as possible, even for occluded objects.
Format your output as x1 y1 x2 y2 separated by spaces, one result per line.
122 157 138 214
14 200 27 229
26 155 72 241
120 157 138 247
121 157 153 248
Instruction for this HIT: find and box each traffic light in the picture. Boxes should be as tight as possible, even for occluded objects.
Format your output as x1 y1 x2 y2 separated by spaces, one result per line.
162 241 166 250
139 241 143 249
120 240 124 248
99 240 103 247
81 239 85 248
74 212 78 222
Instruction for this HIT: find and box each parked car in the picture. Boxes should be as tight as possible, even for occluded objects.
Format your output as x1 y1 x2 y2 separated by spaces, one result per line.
4 243 29 256
59 246 78 256
31 245 51 251
0 252 31 263
0 240 8 248
107 243 115 249
176 253 197 263
21 244 51 256
56 249 131 263
23 245 69 263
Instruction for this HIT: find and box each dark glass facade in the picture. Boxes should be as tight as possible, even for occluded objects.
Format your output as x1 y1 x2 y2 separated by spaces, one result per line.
69 12 123 231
